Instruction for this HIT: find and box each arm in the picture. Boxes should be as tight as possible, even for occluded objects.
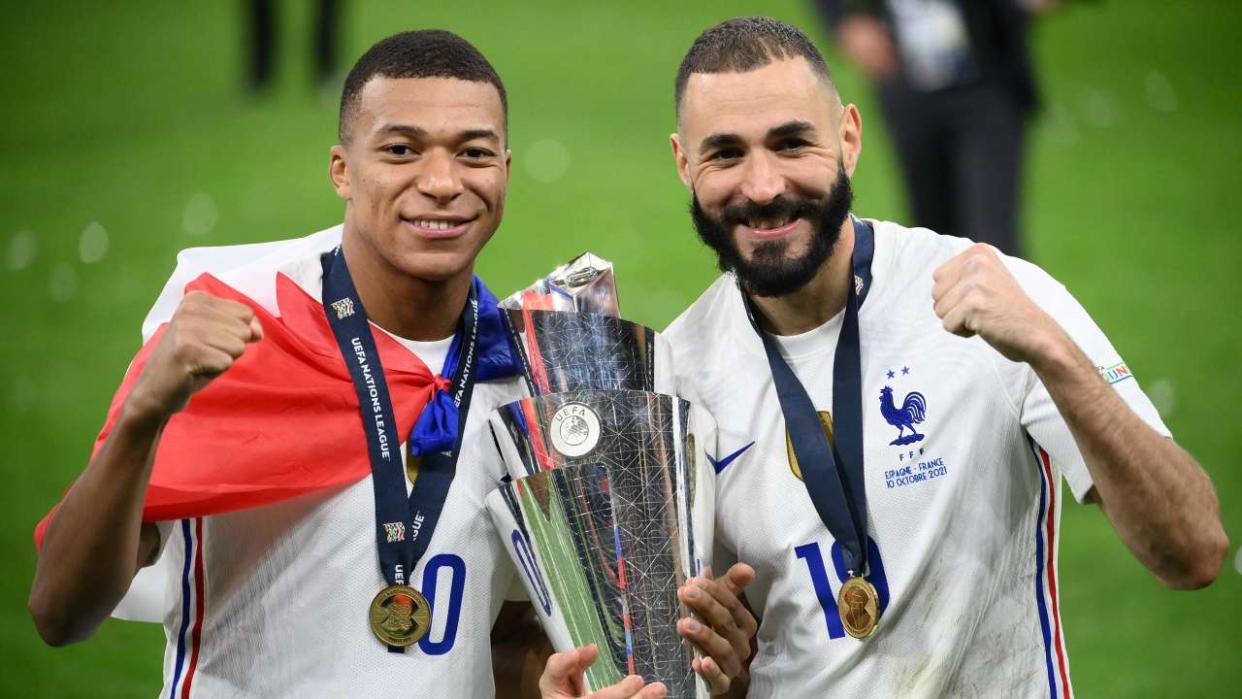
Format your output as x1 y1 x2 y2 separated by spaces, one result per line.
1024 331 1226 588
29 409 167 647
932 244 1228 589
29 292 263 645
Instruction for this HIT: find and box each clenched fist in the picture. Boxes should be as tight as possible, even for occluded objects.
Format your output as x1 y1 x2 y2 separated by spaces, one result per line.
931 244 1068 366
126 291 264 421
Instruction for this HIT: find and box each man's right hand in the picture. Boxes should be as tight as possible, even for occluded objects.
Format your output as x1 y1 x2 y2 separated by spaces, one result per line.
540 645 667 699
127 291 263 421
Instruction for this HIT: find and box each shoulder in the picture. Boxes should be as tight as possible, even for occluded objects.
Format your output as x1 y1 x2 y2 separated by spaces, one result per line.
664 274 767 405
869 219 972 280
863 219 1072 323
141 225 343 339
872 218 1064 293
664 274 743 347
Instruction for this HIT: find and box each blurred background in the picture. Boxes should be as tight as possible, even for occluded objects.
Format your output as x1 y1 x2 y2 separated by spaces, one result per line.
1 1 1238 695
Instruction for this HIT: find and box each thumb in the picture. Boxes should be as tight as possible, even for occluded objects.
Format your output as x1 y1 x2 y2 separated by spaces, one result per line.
541 645 598 694
724 562 756 594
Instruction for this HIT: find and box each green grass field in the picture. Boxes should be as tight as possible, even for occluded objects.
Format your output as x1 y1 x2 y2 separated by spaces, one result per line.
2 1 1239 695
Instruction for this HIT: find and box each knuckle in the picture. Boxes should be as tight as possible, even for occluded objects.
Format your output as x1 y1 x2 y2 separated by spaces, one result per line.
743 617 758 636
170 331 196 357
233 301 256 320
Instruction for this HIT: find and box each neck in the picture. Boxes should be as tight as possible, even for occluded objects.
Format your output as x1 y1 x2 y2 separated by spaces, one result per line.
340 231 470 342
749 217 856 336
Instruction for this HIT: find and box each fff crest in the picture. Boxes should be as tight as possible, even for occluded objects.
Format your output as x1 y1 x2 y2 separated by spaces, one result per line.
878 384 927 447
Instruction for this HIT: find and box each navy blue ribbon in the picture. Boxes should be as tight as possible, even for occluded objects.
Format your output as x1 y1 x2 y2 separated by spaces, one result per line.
320 248 481 653
743 217 875 577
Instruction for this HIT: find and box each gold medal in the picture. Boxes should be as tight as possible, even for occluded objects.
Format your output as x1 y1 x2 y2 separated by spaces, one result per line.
837 576 880 639
369 584 432 647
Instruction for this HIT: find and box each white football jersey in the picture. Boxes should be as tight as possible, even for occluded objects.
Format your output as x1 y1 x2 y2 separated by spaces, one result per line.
665 220 1169 699
111 226 524 697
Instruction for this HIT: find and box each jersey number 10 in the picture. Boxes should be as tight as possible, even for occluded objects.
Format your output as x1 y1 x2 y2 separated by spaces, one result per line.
794 538 890 640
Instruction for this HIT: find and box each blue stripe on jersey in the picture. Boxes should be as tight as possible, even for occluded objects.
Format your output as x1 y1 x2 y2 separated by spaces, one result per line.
1030 442 1058 698
170 519 194 698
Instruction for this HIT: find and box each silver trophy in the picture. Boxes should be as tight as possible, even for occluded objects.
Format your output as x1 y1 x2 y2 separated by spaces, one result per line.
500 252 672 396
487 255 715 697
500 252 621 316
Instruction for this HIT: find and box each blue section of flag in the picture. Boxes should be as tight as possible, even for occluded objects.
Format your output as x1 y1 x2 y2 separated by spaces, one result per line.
409 276 521 457
708 441 755 473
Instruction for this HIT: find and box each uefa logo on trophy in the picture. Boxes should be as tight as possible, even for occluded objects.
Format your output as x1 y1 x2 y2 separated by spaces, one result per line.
486 254 716 697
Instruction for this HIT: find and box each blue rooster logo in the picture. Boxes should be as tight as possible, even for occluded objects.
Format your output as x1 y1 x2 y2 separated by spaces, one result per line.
879 386 927 446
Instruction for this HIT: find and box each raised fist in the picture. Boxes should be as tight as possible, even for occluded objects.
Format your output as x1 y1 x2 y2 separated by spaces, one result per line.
126 291 264 420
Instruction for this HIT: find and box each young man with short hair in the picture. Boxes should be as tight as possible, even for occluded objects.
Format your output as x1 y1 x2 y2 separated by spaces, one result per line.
31 29 751 698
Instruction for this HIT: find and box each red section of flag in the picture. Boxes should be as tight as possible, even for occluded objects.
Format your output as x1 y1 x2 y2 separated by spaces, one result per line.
35 271 447 547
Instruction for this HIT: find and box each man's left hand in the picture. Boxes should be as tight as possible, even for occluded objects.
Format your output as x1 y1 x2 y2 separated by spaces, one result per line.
932 243 1066 366
675 563 757 694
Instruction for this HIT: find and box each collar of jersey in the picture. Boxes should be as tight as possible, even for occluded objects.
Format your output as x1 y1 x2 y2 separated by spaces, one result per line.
728 216 888 360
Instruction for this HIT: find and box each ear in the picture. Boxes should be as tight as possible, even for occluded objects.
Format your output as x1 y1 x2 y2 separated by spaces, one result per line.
670 132 692 191
504 149 513 185
839 104 863 178
329 144 351 200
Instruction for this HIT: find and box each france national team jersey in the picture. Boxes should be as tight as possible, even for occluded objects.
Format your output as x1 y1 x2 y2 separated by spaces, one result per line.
665 220 1169 698
110 226 524 697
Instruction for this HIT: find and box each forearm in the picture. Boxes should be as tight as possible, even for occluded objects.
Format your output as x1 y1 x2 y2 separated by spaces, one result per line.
29 400 167 645
1031 332 1228 588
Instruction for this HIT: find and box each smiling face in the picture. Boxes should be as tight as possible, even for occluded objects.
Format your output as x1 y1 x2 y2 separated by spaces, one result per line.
672 56 862 296
330 76 510 286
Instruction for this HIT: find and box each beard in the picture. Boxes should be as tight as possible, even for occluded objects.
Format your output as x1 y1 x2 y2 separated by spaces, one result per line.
690 164 853 298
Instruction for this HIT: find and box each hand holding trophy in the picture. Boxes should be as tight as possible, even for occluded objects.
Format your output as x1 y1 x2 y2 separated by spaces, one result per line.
485 254 753 697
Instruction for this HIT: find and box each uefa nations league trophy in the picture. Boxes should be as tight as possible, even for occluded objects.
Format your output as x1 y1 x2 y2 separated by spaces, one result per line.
485 254 716 697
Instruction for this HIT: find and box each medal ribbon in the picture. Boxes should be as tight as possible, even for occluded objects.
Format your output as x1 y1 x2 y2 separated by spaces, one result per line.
320 248 481 653
743 217 875 577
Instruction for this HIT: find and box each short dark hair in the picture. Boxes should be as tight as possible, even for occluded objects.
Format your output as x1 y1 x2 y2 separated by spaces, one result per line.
675 17 832 117
338 30 508 142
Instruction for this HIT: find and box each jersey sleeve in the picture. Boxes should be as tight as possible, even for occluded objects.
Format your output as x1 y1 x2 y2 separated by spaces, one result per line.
1006 258 1171 503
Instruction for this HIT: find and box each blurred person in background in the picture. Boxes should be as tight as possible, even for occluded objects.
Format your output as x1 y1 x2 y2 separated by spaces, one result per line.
813 0 1064 256
247 0 342 96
